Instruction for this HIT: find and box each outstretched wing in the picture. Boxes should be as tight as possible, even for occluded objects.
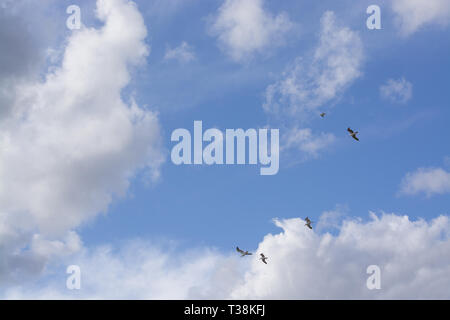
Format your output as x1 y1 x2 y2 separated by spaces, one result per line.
347 128 354 134
307 223 313 229
260 253 265 258
236 247 244 254
353 135 359 141
262 259 267 264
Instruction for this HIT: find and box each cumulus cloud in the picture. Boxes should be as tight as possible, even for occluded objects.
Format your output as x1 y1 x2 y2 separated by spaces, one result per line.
3 212 450 299
390 0 450 36
399 167 450 197
164 41 196 63
209 0 293 62
230 213 450 299
0 0 164 284
4 243 236 299
282 127 336 159
263 11 363 120
380 77 413 104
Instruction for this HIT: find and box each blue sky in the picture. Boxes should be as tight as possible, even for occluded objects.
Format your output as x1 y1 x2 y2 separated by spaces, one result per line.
79 0 450 249
1 0 450 299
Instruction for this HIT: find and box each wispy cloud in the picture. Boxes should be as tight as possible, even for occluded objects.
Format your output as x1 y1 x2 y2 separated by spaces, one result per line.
164 41 196 63
399 167 450 197
209 0 293 62
281 127 336 159
263 11 364 121
380 77 413 104
390 0 450 36
263 11 362 160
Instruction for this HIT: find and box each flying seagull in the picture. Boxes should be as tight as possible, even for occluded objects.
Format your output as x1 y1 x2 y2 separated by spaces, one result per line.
236 246 252 257
320 112 326 118
259 253 268 264
347 128 359 141
305 217 313 229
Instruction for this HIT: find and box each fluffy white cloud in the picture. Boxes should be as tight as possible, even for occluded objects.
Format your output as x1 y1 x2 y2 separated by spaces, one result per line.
164 41 196 63
231 213 450 299
263 11 363 120
390 0 450 36
3 212 450 299
2 240 245 299
399 167 450 197
209 0 293 62
380 77 413 104
282 127 336 159
0 0 164 284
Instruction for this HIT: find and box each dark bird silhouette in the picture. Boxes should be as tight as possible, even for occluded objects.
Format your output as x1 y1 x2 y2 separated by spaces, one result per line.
305 217 313 229
259 253 268 264
320 112 326 118
347 128 359 141
236 246 252 257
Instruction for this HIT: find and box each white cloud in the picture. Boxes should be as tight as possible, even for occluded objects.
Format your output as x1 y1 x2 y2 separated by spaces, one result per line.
164 41 196 63
263 11 363 120
4 212 450 299
263 11 360 160
380 77 413 104
316 204 348 232
3 241 242 299
230 213 450 299
399 167 450 197
282 127 336 159
209 0 293 62
390 0 450 36
0 0 164 284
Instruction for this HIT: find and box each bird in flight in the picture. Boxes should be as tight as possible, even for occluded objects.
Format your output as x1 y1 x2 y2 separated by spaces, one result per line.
305 217 313 229
259 253 268 264
347 128 359 141
236 246 252 257
320 112 326 118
